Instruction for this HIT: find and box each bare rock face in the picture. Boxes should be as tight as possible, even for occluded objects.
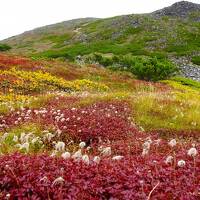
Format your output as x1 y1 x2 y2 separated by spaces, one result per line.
171 56 200 82
152 1 200 18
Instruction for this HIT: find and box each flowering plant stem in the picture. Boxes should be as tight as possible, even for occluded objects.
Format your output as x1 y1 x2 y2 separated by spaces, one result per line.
147 181 160 200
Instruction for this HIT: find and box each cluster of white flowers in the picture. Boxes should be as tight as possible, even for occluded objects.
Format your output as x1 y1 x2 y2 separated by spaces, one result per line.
71 148 91 165
58 141 105 165
11 107 48 125
13 131 43 152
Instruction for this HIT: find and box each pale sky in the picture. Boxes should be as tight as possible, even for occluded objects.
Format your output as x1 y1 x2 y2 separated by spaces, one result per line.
0 0 199 40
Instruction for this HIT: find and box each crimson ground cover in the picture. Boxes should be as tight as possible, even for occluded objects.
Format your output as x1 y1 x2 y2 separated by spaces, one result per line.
0 54 199 199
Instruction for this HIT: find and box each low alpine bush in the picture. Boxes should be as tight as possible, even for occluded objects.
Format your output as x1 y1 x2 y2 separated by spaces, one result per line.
0 44 11 51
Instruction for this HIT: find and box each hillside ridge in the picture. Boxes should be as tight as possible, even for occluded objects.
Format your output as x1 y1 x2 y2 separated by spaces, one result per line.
2 1 199 43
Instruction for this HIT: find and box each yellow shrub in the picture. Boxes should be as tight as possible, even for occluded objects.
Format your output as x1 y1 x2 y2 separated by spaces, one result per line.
0 68 109 94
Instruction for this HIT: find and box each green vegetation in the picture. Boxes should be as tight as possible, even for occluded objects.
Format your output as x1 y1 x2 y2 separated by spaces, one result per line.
2 9 199 61
83 54 177 81
191 56 200 65
0 43 11 51
41 33 73 48
129 57 177 81
34 40 147 60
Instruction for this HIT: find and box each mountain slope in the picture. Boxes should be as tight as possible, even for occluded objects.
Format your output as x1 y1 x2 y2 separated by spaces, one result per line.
2 1 200 59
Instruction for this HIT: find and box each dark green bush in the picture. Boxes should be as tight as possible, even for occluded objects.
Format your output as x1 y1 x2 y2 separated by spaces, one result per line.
0 44 11 51
84 54 177 81
91 53 114 66
129 57 178 81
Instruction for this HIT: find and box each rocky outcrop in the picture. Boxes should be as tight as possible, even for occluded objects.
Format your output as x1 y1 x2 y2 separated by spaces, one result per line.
171 56 200 82
180 65 200 81
152 1 200 19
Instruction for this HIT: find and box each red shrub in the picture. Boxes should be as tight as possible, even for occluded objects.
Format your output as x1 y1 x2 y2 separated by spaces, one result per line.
0 101 138 143
0 153 199 200
0 54 43 71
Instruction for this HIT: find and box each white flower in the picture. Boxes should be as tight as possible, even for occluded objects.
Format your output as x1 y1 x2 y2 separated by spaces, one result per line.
101 147 111 157
146 137 152 144
178 160 186 167
6 193 10 199
31 137 40 144
55 141 65 152
56 129 62 137
142 148 149 157
61 152 71 159
72 149 82 161
50 150 57 157
168 139 177 147
82 154 90 165
2 132 9 141
13 135 18 143
45 133 54 142
27 109 31 114
79 141 86 148
93 156 101 164
34 110 39 115
154 139 161 146
142 138 152 156
5 164 9 169
40 176 48 183
112 155 124 161
60 118 65 122
86 146 91 151
52 177 65 186
165 156 173 164
187 147 198 157
143 141 151 150
19 142 30 152
20 132 26 143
